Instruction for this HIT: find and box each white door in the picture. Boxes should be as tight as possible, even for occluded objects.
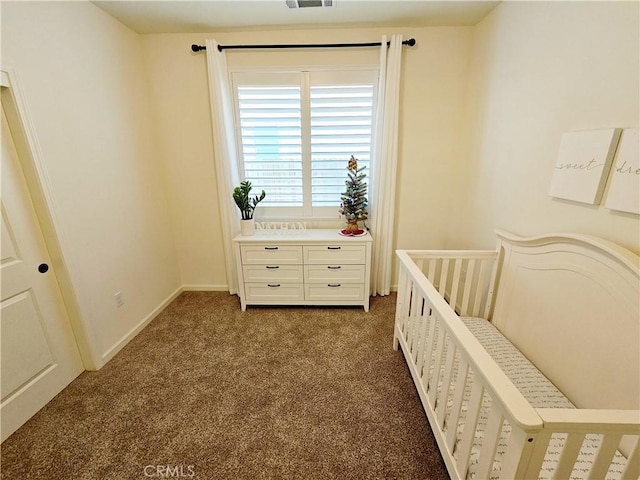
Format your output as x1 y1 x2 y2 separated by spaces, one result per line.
1 102 84 442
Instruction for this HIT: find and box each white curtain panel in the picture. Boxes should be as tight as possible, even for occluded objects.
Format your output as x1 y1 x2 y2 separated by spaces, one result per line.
205 39 241 294
370 34 403 296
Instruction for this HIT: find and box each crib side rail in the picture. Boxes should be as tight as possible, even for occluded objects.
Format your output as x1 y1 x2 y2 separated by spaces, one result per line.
533 409 640 479
394 249 541 480
402 249 499 318
537 408 640 433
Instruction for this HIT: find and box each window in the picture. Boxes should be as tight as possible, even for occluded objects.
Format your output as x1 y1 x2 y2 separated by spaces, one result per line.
232 69 378 219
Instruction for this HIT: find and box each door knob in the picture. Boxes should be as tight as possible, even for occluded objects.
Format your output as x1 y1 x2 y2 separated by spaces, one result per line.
38 263 49 274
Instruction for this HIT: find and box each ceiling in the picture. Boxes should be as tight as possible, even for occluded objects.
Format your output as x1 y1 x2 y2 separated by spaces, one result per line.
92 1 500 33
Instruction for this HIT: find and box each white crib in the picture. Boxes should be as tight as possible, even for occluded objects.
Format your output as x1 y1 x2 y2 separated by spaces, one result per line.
394 230 640 480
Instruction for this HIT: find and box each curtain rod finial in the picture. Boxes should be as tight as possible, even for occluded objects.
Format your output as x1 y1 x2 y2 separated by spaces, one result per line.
405 38 416 47
191 44 206 53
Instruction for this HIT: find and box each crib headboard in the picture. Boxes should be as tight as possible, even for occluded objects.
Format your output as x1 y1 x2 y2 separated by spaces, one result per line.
490 230 640 412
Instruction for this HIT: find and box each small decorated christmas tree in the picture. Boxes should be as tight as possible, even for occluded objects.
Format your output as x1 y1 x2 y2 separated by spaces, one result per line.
339 155 368 235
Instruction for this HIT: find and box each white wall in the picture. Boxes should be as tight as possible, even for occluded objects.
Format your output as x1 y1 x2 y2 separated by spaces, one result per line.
455 1 640 253
143 26 473 288
2 2 181 367
5 1 635 361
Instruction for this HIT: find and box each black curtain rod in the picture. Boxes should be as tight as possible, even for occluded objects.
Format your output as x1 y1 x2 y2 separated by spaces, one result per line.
191 38 415 53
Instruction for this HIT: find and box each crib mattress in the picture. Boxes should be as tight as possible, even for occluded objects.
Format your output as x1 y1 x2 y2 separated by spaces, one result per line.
449 317 628 480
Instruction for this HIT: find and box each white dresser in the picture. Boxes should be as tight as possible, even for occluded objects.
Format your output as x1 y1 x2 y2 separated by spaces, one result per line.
234 229 372 311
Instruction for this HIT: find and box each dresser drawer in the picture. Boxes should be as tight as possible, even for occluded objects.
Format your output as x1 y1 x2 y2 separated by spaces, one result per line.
243 265 304 283
305 283 365 301
245 283 304 302
304 265 365 283
241 245 303 264
303 245 366 265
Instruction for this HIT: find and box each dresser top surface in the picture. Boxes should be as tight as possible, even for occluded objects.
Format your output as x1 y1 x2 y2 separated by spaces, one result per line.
234 229 372 244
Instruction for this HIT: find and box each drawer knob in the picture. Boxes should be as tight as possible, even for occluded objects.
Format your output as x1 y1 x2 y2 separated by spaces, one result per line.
267 284 281 288
327 246 341 250
327 266 341 269
266 265 280 269
264 246 279 250
328 284 341 287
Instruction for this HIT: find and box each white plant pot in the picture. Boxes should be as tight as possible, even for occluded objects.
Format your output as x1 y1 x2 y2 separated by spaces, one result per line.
240 219 255 236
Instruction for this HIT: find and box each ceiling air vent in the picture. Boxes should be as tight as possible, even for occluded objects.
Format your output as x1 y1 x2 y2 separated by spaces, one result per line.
286 0 333 8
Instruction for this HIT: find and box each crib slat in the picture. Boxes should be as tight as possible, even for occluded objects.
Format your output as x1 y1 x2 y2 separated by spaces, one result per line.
449 259 463 313
420 310 439 386
482 255 499 319
407 288 423 358
436 341 457 428
416 307 431 377
456 379 484 479
460 259 475 316
411 296 426 364
445 358 469 451
428 319 447 406
393 269 409 349
553 433 586 480
427 259 437 284
404 283 422 344
399 269 413 337
475 405 504 479
524 431 553 479
439 258 450 296
621 438 640 479
501 427 537 480
588 433 622 480
406 284 422 350
472 260 488 316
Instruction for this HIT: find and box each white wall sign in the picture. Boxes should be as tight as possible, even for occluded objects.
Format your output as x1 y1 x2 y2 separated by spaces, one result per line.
255 221 307 233
604 128 639 215
549 128 621 205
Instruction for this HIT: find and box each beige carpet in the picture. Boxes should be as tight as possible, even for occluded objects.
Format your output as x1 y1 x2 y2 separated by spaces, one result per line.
1 292 449 479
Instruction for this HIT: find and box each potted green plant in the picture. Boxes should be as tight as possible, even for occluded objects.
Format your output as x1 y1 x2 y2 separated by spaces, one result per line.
233 180 266 236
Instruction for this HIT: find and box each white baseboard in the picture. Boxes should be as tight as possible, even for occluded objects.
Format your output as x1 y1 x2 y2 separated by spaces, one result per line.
99 286 183 367
182 285 229 292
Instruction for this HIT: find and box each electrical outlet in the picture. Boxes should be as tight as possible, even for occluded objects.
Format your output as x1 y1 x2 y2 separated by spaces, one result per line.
114 291 125 308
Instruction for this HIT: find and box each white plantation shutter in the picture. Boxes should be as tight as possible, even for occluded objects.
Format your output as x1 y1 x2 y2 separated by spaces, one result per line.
232 69 377 218
237 85 303 206
310 85 374 206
